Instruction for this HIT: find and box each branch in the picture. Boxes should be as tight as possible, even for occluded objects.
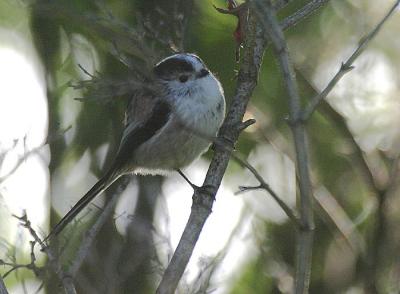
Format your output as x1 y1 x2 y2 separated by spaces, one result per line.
156 0 333 292
1 240 43 279
314 187 366 254
0 276 8 294
0 126 71 185
302 0 400 120
231 152 300 225
0 283 6 294
280 0 330 31
171 117 299 225
68 185 122 277
156 10 266 294
252 0 317 293
189 208 249 293
364 156 400 292
14 213 77 294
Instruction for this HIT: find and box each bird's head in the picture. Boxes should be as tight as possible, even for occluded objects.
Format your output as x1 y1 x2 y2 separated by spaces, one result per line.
153 53 211 84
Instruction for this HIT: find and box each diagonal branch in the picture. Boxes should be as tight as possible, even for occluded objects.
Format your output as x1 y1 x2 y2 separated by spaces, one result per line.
231 152 300 225
68 184 122 277
0 276 8 294
302 0 400 120
156 10 266 294
280 0 330 30
0 127 71 185
156 1 332 293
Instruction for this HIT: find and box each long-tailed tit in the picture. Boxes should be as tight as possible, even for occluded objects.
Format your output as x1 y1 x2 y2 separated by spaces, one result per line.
47 53 226 238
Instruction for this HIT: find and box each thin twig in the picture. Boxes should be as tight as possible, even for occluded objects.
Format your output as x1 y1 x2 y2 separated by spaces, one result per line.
173 118 298 224
302 0 400 120
280 0 330 31
250 101 370 255
13 214 77 294
0 126 71 185
173 117 297 224
1 240 43 279
252 0 317 293
0 147 41 185
314 187 366 254
230 152 300 225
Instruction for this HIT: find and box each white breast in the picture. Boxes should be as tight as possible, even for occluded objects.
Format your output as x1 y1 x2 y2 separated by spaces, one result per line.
175 72 224 127
132 73 225 174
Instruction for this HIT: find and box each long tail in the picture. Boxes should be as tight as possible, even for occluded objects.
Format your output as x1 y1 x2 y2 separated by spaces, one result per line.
46 168 121 241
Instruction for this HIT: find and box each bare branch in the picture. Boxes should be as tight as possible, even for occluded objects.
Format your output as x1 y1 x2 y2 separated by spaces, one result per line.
172 116 297 225
302 0 400 120
156 0 332 292
252 0 319 293
13 213 77 294
231 152 300 226
280 0 330 31
314 187 366 254
0 277 8 294
68 187 121 277
0 147 40 185
0 126 71 185
1 240 43 279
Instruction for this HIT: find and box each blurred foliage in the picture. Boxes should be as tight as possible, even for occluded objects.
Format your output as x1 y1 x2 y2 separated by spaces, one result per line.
0 0 400 293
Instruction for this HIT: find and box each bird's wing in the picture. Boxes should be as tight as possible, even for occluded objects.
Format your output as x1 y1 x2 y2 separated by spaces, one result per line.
114 92 172 171
124 89 158 128
46 92 171 240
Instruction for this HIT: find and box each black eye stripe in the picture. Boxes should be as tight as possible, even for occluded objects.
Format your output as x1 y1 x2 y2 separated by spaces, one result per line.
154 58 195 78
179 75 189 83
197 69 209 78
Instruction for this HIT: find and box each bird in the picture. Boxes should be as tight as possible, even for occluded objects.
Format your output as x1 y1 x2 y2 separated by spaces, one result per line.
46 53 226 239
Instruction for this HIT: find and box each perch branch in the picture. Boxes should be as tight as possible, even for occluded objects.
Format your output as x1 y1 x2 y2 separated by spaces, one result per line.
156 10 265 294
156 0 332 292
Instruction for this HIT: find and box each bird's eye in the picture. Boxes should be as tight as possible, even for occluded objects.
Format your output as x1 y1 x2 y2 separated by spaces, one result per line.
179 75 189 83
